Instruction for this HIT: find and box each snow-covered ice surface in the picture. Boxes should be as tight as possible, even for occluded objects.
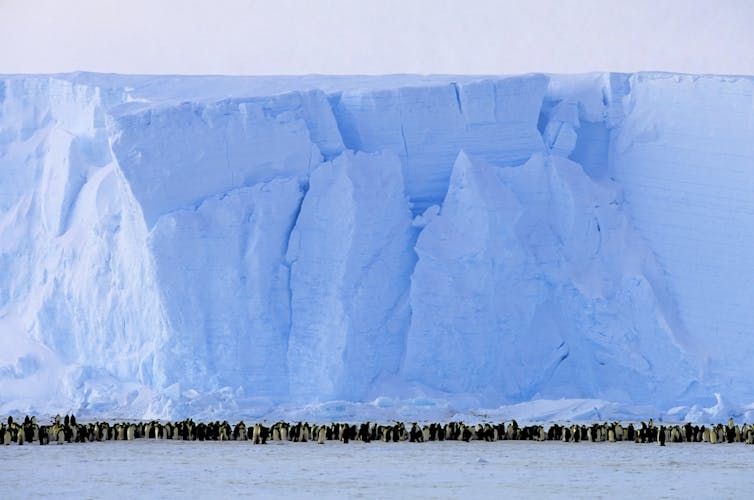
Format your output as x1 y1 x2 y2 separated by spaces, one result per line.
1 72 754 422
2 440 754 499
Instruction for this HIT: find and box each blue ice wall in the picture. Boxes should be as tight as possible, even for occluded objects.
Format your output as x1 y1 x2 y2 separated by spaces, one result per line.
0 72 752 417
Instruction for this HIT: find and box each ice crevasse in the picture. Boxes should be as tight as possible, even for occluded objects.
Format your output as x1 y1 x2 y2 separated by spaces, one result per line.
0 72 753 421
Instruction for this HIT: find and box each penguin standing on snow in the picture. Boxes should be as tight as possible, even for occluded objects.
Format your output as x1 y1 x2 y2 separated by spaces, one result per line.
317 426 327 444
340 424 354 444
234 422 247 441
39 426 49 445
359 423 371 443
409 424 422 443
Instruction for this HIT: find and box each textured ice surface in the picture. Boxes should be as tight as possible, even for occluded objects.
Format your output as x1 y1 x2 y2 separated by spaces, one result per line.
1 72 753 421
2 440 754 500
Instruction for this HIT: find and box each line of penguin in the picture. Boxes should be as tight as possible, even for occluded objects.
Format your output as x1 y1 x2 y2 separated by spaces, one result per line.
2 415 754 446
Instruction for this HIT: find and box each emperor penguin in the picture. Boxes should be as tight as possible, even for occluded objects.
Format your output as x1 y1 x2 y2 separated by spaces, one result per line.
538 425 547 441
505 422 515 440
359 423 371 443
395 424 404 442
670 426 681 443
461 426 472 442
474 424 484 441
39 426 49 445
573 425 582 442
683 423 693 442
317 426 327 444
615 424 624 441
561 427 570 442
236 422 248 441
409 423 421 443
726 418 738 443
340 424 351 444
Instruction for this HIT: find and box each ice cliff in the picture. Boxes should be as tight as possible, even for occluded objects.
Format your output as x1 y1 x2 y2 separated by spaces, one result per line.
1 72 753 421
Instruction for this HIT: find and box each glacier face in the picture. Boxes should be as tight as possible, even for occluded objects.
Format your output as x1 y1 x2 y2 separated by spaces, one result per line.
0 71 753 420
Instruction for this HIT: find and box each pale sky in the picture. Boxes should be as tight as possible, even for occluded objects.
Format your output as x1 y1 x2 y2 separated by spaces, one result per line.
2 0 753 75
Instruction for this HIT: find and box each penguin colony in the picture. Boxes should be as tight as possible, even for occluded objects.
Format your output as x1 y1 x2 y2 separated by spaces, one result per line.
2 415 753 447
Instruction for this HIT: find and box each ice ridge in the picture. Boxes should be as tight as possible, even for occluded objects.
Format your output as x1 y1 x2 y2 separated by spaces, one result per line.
1 72 753 422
